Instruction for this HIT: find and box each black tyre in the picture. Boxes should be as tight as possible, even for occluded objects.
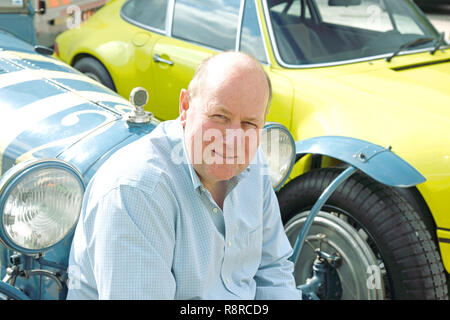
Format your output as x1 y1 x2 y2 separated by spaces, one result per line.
278 168 448 300
73 57 116 91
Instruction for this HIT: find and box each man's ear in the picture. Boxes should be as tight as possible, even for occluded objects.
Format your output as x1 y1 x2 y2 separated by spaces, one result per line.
179 89 190 127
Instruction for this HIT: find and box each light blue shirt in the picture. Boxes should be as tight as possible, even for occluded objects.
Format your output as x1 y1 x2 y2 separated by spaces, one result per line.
67 119 301 300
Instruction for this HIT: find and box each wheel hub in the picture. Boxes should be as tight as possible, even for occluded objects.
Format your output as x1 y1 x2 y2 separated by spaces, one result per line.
285 211 386 300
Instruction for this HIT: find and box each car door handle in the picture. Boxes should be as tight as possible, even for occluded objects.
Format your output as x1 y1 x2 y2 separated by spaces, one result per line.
153 54 174 66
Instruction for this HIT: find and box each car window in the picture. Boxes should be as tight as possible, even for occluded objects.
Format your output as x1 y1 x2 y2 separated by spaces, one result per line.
172 0 241 51
269 0 311 22
270 0 311 18
240 0 267 64
267 0 438 66
315 0 393 32
0 0 24 8
121 0 168 31
0 0 28 13
388 0 424 35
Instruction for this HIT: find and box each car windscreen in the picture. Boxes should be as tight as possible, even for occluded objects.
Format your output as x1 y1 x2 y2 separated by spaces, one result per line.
266 0 441 67
0 0 28 13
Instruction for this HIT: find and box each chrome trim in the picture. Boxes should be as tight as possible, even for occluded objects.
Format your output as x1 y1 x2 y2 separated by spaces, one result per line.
236 0 270 66
255 0 271 66
153 53 174 66
0 158 85 198
261 0 450 69
0 158 85 254
175 39 221 54
262 0 286 67
262 122 296 191
235 0 246 51
167 0 175 36
121 0 271 65
119 1 167 36
281 46 450 69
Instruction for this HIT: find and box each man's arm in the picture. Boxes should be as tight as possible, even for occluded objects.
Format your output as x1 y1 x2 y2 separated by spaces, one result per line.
83 182 177 299
254 177 302 300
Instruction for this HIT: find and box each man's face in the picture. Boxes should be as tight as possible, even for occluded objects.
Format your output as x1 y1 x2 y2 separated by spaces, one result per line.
180 65 268 188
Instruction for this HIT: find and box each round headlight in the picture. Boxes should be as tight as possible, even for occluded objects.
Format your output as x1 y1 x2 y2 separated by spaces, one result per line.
0 159 84 254
261 123 296 190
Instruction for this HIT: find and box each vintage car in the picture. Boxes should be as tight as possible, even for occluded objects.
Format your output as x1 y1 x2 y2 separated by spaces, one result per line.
55 0 450 299
54 0 450 299
0 31 438 303
0 20 301 299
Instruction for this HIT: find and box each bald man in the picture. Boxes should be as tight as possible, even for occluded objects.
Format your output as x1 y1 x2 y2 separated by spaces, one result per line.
67 52 302 300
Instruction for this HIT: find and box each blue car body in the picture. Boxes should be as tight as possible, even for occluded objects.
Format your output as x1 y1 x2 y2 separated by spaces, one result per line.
0 0 36 45
0 28 160 299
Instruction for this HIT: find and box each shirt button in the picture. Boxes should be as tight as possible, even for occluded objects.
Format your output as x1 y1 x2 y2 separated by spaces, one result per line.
228 241 231 247
226 278 230 284
212 208 218 213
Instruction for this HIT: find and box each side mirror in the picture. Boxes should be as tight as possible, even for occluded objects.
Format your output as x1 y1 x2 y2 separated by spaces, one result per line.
127 87 152 123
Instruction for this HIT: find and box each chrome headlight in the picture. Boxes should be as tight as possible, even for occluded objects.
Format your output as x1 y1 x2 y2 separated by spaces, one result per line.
261 123 296 190
0 159 84 254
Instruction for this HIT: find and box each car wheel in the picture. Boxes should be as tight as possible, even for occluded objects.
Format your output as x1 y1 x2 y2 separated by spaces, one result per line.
73 57 116 91
278 168 448 300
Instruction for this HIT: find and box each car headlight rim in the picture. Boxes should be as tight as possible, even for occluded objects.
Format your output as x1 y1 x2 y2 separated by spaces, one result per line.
262 122 296 191
0 158 85 254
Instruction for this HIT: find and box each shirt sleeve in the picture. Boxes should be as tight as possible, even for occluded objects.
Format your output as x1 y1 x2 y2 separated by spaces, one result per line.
254 176 302 300
85 182 177 299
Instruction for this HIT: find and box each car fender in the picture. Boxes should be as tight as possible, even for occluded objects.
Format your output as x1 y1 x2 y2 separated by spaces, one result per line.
294 136 426 188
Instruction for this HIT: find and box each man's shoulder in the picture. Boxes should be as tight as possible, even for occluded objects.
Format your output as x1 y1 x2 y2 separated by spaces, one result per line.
88 120 184 198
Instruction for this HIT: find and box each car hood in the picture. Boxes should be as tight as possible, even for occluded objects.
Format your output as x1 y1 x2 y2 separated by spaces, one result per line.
0 29 35 52
334 55 450 112
285 50 450 228
286 50 450 174
0 48 148 178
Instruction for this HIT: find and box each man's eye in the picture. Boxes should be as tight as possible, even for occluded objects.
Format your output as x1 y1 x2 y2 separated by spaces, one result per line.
242 121 257 128
212 114 227 120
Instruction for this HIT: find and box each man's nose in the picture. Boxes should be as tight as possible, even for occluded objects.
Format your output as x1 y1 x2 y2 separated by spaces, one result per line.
224 126 244 142
223 128 248 156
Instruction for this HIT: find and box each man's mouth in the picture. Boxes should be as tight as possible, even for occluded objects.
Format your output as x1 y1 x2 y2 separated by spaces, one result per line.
213 150 238 160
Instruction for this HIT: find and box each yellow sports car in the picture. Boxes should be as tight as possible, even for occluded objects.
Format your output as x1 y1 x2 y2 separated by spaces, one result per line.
55 0 450 299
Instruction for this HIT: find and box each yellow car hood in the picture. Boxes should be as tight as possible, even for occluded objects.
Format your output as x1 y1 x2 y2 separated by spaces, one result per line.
286 51 450 145
286 50 450 228
335 56 450 112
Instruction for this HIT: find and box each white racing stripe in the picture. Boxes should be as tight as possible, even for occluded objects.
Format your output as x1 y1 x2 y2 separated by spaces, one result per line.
15 112 117 165
0 69 129 111
73 90 130 105
1 51 130 109
4 50 73 67
0 91 121 170
0 52 134 170
1 50 109 89
0 67 107 90
0 69 42 89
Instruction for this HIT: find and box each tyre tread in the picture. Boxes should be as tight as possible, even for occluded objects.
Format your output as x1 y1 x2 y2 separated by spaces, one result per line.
278 168 448 300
